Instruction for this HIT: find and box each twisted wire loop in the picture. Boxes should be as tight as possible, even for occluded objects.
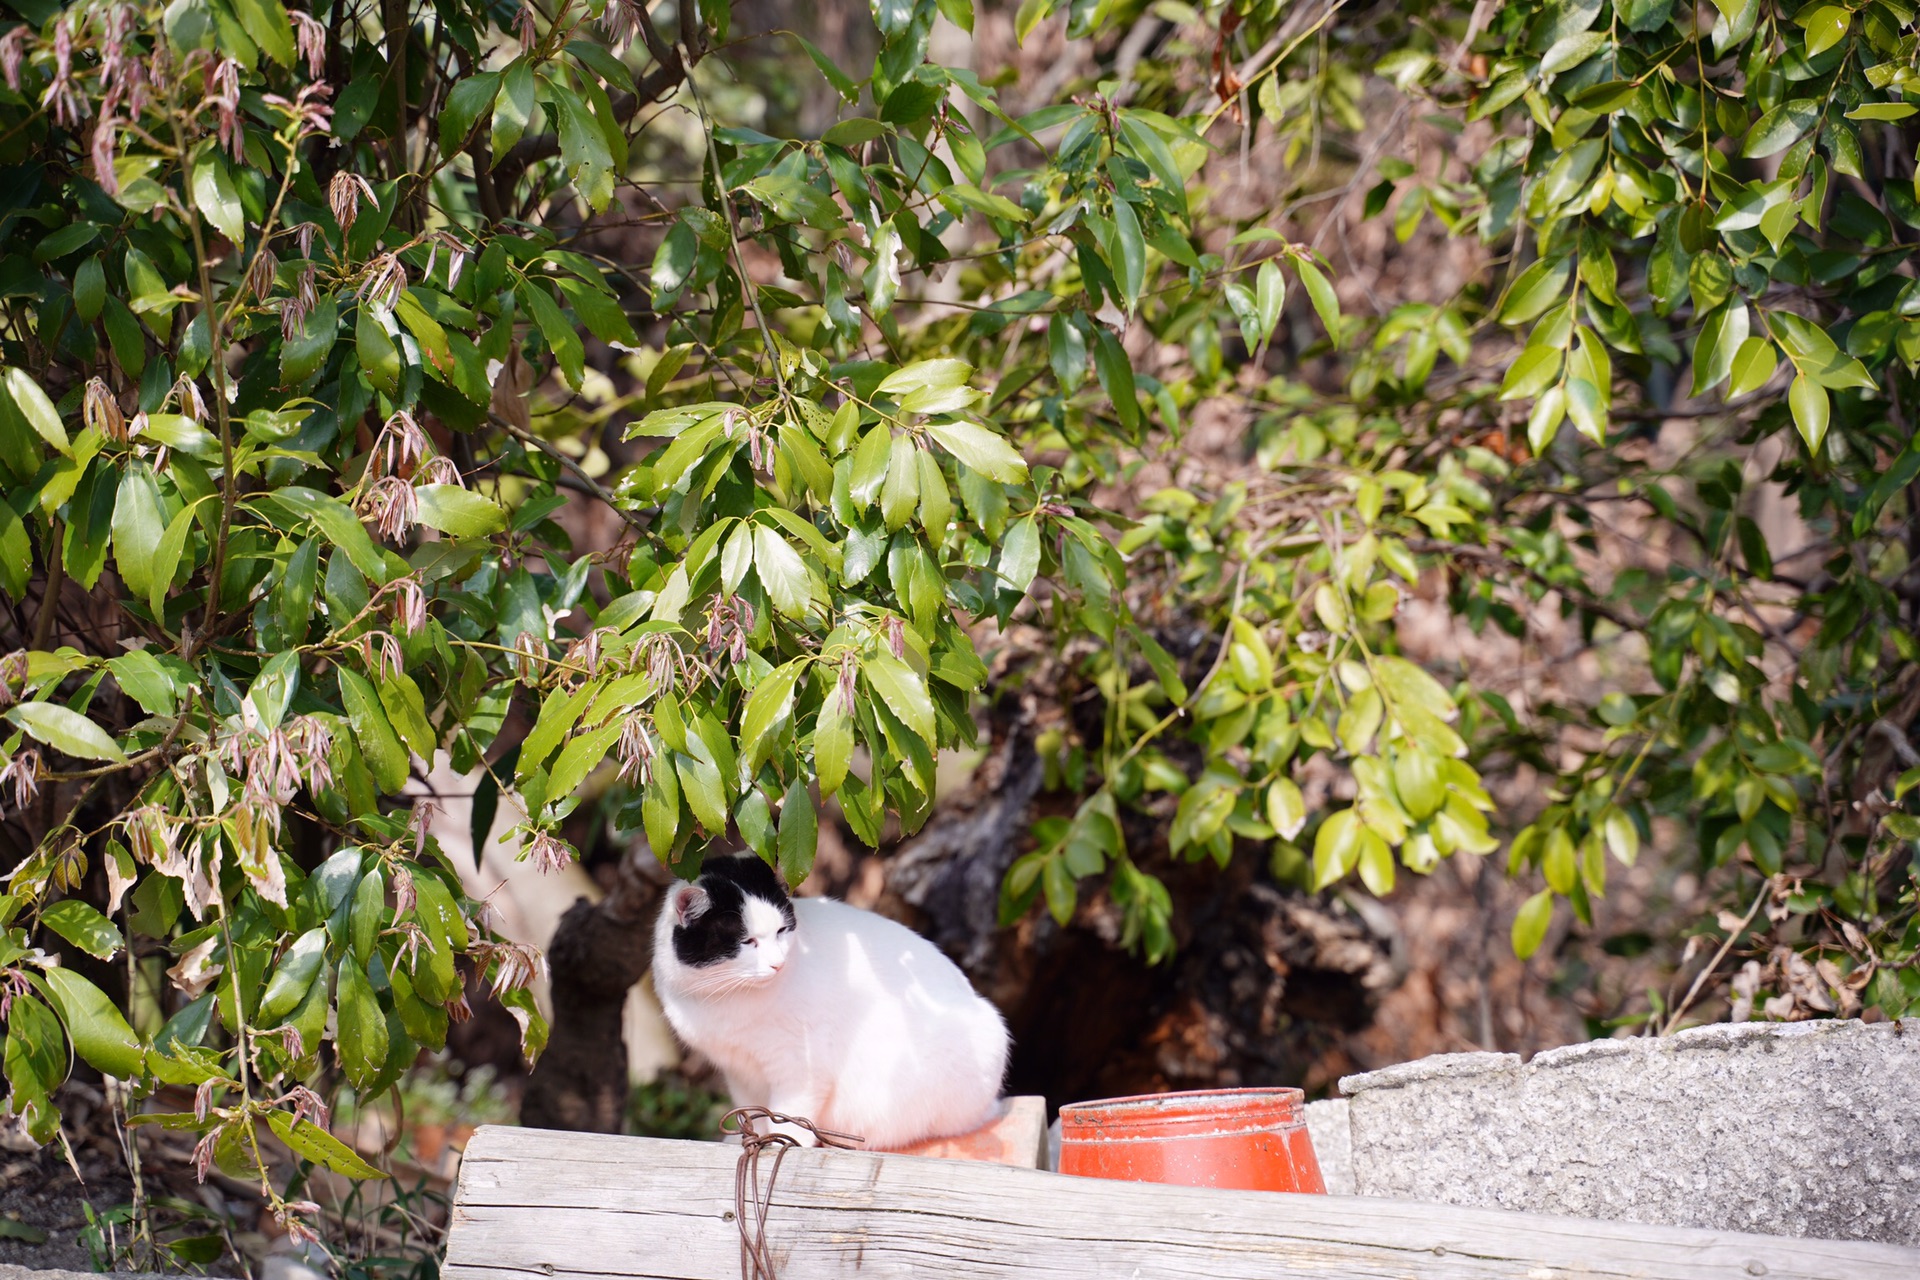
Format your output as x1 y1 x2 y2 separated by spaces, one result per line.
719 1106 865 1280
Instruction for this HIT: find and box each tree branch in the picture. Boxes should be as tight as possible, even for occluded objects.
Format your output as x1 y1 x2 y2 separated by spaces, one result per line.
494 2 700 184
488 412 651 537
1409 538 1643 632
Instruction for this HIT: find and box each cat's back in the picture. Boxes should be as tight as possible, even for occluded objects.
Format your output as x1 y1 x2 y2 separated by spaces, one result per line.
790 897 992 1008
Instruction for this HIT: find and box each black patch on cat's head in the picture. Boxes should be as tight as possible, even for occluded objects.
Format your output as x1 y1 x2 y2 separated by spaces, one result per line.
670 855 796 968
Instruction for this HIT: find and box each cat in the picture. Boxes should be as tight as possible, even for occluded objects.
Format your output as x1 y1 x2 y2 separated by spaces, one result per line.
651 854 1010 1150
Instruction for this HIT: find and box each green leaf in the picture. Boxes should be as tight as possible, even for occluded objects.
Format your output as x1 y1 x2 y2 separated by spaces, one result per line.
1500 345 1563 401
1743 100 1820 159
741 660 803 772
41 899 124 961
917 449 953 539
925 420 1028 483
415 485 506 538
1565 378 1606 444
793 32 859 102
41 965 144 1078
111 463 166 603
878 359 973 398
1266 777 1306 841
190 152 245 245
850 423 893 508
63 458 116 591
519 686 590 779
1092 327 1140 429
1499 258 1571 325
523 283 586 389
1768 310 1877 390
377 672 435 758
642 754 680 855
232 0 294 66
337 667 409 792
1789 373 1829 454
743 172 843 228
823 118 888 149
1126 621 1188 704
1356 830 1396 895
1512 888 1554 958
777 778 818 887
1691 302 1748 397
1526 384 1566 453
1312 808 1363 889
1540 31 1608 76
814 687 853 796
101 295 146 378
1295 258 1342 346
8 703 126 762
1800 4 1850 56
946 183 1030 223
863 653 935 746
4 992 66 1109
494 59 536 158
350 868 384 964
881 436 921 531
675 749 728 834
335 958 389 1090
1254 260 1286 347
257 928 328 1022
268 488 389 582
4 368 69 455
1602 808 1640 867
1845 102 1916 122
355 310 402 398
72 255 105 322
268 1111 385 1180
109 650 187 717
754 525 812 618
1171 777 1236 853
280 296 338 385
440 70 501 152
1108 199 1146 309
276 537 320 646
1728 338 1778 398
148 498 208 620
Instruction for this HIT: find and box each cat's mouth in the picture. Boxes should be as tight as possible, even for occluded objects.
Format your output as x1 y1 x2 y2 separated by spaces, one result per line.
684 967 783 996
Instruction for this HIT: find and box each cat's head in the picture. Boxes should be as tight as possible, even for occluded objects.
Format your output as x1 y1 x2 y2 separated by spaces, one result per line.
664 855 797 989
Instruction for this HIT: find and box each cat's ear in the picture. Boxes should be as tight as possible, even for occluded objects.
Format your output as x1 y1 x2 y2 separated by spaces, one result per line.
671 883 710 926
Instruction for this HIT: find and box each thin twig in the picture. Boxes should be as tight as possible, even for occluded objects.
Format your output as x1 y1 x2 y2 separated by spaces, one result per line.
1662 877 1770 1034
488 412 650 536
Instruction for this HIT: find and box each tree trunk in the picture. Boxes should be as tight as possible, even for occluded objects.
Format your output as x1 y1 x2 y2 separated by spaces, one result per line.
518 852 670 1133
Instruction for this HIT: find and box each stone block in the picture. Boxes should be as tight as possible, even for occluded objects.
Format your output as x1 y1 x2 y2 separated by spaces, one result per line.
1338 1019 1920 1244
888 1096 1048 1168
1303 1098 1353 1195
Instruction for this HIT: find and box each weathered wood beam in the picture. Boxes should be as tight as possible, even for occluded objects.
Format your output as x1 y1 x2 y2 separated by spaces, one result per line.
444 1125 1920 1280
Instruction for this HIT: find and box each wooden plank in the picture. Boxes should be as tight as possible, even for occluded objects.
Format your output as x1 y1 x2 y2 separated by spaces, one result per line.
443 1125 1920 1280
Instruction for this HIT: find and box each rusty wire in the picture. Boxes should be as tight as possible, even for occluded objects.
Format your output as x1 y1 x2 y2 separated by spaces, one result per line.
719 1106 865 1280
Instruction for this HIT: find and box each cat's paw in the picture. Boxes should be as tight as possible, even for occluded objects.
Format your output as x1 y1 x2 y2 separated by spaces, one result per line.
765 1119 819 1147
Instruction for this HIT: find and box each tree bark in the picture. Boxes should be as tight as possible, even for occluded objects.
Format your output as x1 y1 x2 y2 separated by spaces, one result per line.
518 852 671 1133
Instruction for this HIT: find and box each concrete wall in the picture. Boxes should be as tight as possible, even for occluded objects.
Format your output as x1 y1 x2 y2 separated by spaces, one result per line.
1333 1019 1918 1245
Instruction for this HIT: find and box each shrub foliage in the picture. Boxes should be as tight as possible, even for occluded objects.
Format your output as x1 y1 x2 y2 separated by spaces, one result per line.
0 0 1915 1252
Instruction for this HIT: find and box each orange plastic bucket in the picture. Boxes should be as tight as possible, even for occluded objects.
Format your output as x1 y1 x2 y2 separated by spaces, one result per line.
1056 1087 1326 1193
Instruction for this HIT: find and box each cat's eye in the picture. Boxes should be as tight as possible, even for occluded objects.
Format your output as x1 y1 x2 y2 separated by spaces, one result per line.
778 925 793 936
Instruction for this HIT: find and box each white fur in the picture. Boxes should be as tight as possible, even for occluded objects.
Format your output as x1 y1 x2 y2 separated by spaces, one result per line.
652 889 1010 1150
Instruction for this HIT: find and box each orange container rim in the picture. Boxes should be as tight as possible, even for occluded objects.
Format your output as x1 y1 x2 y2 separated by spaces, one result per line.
1058 1087 1307 1142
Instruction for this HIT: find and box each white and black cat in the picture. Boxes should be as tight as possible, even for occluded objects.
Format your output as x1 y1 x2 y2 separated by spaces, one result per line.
651 855 1010 1149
